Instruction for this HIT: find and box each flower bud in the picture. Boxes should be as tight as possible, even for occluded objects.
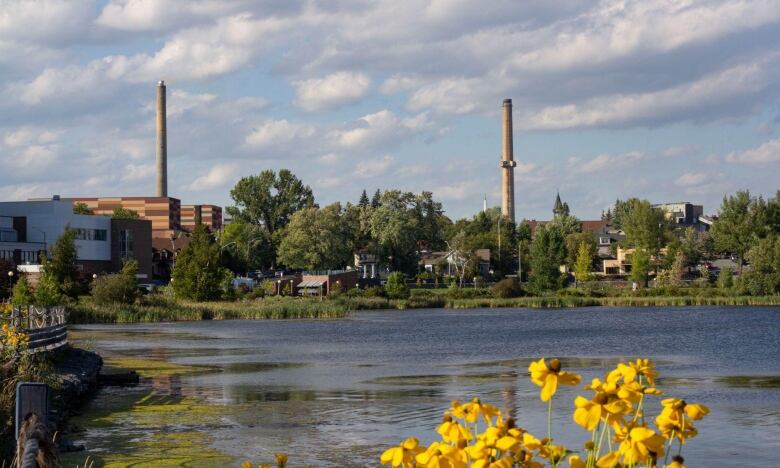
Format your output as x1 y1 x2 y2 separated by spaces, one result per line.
549 358 561 372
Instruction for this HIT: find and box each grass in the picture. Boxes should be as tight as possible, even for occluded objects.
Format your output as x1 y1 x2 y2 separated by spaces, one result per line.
66 291 780 324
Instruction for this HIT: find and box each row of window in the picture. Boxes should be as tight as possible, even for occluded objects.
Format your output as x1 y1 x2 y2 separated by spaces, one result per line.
74 228 108 241
0 249 39 263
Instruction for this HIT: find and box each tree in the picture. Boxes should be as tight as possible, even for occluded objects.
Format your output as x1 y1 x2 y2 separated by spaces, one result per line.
73 202 92 215
219 221 272 274
11 276 34 306
565 232 596 270
385 272 410 299
277 203 354 270
446 230 473 287
629 248 651 288
738 234 780 295
358 190 370 207
668 249 686 287
717 266 734 289
679 227 705 271
172 225 230 301
529 225 566 293
112 207 139 219
371 189 382 208
45 228 79 297
711 190 766 273
34 272 63 306
573 241 593 286
621 199 668 256
92 260 139 305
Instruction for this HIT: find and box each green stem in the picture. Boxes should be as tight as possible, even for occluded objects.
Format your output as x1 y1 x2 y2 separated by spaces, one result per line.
547 398 553 444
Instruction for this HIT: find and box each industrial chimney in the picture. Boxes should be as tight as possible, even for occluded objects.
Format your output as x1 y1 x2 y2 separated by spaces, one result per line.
156 80 168 197
500 99 517 222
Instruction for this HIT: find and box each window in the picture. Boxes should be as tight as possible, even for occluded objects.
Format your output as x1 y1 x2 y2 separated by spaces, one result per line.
74 228 107 241
119 229 134 259
599 236 611 245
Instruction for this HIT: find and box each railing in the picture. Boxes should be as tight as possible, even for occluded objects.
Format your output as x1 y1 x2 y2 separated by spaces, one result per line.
3 305 67 353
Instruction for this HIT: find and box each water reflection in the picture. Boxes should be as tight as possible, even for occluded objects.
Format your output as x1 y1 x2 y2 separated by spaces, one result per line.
70 307 780 467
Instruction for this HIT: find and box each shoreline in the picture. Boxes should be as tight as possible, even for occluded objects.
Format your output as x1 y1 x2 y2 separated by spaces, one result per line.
66 295 780 324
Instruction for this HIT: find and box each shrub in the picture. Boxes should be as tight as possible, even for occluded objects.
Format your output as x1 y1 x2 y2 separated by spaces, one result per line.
385 272 410 299
364 286 387 298
34 273 63 306
11 276 34 306
717 266 734 289
491 278 524 298
91 261 139 305
244 286 266 300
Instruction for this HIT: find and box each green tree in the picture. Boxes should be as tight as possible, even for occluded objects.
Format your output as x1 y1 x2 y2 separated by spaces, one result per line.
45 228 79 297
738 234 780 295
370 189 381 208
73 202 92 215
565 232 596 270
529 225 566 293
668 249 686 287
629 248 651 288
219 221 272 274
573 241 593 286
10 276 34 306
34 272 63 306
767 190 780 234
277 203 354 270
91 260 139 305
385 272 409 299
112 207 140 219
717 266 734 289
226 169 315 266
172 225 230 301
711 190 766 273
621 199 668 256
358 190 370 207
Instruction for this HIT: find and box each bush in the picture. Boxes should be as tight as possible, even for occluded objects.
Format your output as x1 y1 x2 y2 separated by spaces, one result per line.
385 272 410 299
91 261 139 305
364 286 387 298
244 286 266 300
11 276 34 306
717 267 734 289
491 278 524 298
34 273 63 306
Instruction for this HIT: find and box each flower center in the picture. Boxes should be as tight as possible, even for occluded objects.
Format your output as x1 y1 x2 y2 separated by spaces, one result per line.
549 358 561 372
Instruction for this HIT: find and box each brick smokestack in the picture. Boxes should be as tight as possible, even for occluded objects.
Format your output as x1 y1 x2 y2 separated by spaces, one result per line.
500 98 516 222
156 80 168 197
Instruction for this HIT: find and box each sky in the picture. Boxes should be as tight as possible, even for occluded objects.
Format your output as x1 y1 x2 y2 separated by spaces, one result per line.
1 0 779 221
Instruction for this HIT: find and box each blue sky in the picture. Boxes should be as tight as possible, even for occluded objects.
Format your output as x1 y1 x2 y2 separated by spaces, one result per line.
1 0 779 221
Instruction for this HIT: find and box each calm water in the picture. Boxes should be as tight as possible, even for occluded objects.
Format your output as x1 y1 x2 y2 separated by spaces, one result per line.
71 307 780 466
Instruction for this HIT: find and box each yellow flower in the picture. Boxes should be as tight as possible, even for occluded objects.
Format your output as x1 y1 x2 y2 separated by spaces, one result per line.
241 462 252 468
572 394 629 431
655 398 709 443
274 453 288 468
616 426 665 465
528 358 581 402
668 455 686 468
595 451 619 468
567 455 586 468
415 442 467 468
607 359 657 386
437 415 473 444
381 438 424 467
451 398 501 426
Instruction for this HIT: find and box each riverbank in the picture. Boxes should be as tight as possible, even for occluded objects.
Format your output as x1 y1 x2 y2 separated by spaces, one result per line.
1 346 101 462
67 293 780 323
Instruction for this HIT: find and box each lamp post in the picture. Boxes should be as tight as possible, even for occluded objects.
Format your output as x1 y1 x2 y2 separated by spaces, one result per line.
289 279 294 297
473 276 477 290
277 279 281 296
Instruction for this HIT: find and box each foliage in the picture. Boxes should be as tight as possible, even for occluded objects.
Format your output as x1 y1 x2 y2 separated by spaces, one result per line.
380 358 709 468
112 207 140 219
73 202 92 215
219 221 272 275
573 241 594 285
358 189 370 207
490 277 523 298
277 203 354 270
385 272 410 299
10 275 34 306
91 260 139 305
0 258 13 297
172 225 231 301
629 248 651 288
621 199 669 255
44 227 79 297
529 225 566 293
657 250 686 288
737 234 780 295
446 208 517 277
711 190 767 273
717 266 734 289
566 232 596 270
33 271 63 306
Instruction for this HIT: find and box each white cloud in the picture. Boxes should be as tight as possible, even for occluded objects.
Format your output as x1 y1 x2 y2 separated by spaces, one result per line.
353 155 395 178
243 120 317 152
332 110 432 149
187 163 239 191
726 138 780 165
570 151 644 173
675 173 706 186
294 72 371 112
121 163 155 181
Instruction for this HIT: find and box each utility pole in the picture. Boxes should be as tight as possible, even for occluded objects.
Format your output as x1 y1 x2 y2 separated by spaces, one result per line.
518 240 523 282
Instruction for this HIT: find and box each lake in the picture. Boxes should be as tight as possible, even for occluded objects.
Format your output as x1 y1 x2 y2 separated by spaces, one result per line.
67 307 780 467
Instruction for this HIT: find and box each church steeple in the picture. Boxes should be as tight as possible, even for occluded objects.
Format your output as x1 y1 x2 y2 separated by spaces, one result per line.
553 192 564 216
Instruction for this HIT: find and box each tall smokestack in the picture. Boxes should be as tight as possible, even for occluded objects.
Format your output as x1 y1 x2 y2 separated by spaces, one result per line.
500 99 516 222
156 80 168 197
